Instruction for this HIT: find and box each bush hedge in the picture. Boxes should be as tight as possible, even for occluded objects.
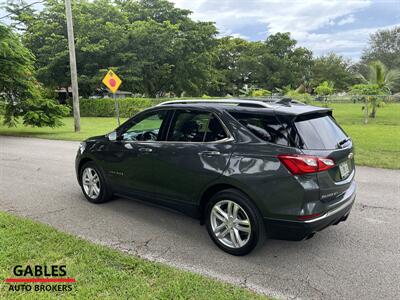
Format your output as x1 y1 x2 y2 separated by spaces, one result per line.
78 98 162 117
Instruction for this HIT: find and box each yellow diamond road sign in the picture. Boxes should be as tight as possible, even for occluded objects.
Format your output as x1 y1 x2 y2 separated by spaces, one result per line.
102 70 122 94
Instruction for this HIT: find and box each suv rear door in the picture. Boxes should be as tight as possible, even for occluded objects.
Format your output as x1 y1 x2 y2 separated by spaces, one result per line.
151 108 233 207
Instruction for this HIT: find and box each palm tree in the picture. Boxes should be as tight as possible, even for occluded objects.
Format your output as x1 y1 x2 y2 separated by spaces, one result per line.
357 61 400 118
365 61 400 92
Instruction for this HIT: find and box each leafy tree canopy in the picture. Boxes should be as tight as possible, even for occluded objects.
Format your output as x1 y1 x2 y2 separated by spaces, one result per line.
5 0 385 97
7 0 217 97
311 53 357 91
361 26 400 70
0 23 69 127
0 23 38 125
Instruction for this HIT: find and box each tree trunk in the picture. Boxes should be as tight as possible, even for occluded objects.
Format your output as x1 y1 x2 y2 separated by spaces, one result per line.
369 99 377 118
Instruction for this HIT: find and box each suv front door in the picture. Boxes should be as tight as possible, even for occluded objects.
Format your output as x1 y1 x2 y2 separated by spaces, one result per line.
151 109 234 207
105 109 171 196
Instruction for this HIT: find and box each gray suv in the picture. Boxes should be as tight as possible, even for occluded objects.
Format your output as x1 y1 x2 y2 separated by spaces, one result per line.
75 98 356 255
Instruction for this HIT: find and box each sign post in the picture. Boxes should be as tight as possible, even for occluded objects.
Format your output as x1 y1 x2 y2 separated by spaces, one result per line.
102 70 122 125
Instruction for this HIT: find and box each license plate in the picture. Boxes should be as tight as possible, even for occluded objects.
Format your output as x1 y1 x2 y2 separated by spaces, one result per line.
339 161 350 179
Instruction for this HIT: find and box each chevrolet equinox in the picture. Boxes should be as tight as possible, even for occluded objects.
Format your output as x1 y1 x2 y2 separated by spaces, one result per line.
75 98 356 255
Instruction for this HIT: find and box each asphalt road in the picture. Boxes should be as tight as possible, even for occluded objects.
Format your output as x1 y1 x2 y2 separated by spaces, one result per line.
0 136 399 299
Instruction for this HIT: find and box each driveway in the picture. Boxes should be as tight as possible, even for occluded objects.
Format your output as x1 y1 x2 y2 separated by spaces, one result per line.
0 136 399 299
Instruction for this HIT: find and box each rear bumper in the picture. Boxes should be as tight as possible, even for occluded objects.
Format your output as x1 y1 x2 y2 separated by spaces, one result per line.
264 191 356 241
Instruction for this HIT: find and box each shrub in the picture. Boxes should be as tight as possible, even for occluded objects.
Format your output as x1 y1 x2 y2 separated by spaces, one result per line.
22 98 70 128
285 90 313 103
251 89 272 97
240 86 272 97
315 81 335 96
78 98 157 118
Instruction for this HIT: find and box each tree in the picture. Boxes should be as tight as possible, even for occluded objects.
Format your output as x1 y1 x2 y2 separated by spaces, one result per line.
311 53 357 91
7 0 128 97
360 60 400 93
0 24 38 126
259 33 313 91
350 84 386 121
6 0 217 97
213 33 313 96
212 37 261 96
352 60 400 120
361 26 400 70
0 24 69 127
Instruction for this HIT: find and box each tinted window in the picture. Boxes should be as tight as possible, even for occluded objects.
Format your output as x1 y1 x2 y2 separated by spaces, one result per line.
168 110 227 142
205 115 228 142
229 112 299 147
122 111 167 141
295 115 347 150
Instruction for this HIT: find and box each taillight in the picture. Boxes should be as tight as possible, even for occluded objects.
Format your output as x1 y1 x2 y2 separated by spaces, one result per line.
277 154 335 175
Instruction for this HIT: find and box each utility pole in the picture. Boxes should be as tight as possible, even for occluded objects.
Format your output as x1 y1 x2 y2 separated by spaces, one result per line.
65 0 80 132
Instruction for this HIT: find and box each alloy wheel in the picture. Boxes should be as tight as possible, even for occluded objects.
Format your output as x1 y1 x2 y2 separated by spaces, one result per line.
210 200 251 248
82 167 101 199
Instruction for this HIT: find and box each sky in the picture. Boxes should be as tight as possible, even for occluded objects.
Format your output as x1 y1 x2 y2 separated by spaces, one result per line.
171 0 400 60
1 0 399 61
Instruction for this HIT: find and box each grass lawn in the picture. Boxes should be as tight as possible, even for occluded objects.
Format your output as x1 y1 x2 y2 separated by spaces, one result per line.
0 211 266 299
0 103 399 169
329 103 400 169
0 117 127 141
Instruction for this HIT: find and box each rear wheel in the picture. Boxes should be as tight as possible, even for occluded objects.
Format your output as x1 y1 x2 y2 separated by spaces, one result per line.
205 189 265 255
80 162 112 203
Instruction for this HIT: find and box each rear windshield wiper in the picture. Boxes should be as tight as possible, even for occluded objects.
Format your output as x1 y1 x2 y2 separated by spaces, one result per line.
337 137 351 148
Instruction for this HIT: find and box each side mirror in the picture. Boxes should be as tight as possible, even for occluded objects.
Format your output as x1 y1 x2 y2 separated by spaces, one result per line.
107 131 118 141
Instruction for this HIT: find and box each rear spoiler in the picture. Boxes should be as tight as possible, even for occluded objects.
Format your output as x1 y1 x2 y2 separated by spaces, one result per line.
274 105 332 118
273 108 334 129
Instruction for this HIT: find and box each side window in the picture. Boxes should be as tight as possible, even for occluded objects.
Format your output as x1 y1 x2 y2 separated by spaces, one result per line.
167 110 228 143
121 111 167 142
168 110 210 142
204 115 228 142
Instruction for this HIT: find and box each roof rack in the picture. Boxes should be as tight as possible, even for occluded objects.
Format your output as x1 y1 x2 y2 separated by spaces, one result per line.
157 99 274 108
240 96 305 106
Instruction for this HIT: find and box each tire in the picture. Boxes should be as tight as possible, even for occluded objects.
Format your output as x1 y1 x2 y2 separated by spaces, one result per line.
205 189 266 256
79 161 112 204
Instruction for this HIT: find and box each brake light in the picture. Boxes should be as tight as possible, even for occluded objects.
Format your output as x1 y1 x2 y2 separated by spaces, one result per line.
278 154 335 175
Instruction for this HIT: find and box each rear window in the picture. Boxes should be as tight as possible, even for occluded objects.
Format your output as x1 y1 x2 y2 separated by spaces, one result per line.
294 114 347 150
230 112 347 150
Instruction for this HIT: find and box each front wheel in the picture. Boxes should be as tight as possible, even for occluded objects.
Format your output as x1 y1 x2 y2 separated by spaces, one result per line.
205 189 265 256
80 162 112 203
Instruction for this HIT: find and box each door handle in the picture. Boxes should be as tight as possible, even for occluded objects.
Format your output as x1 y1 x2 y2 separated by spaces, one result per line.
199 150 220 156
138 147 153 153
